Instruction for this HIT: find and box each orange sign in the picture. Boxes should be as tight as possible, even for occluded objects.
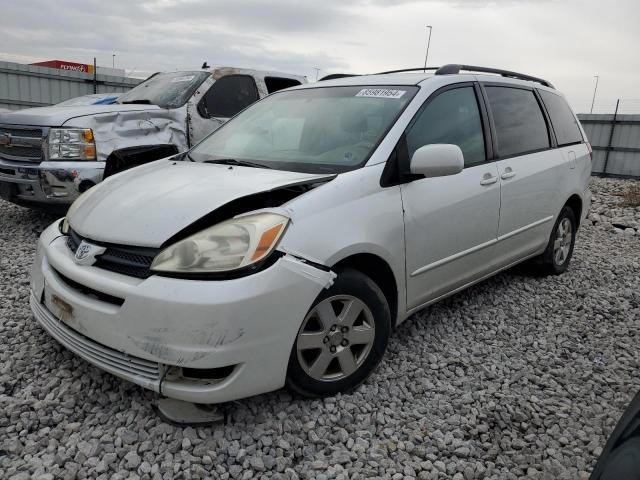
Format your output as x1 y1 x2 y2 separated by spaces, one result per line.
31 60 94 74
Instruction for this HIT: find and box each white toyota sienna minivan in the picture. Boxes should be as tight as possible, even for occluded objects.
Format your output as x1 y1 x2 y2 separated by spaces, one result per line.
30 64 592 403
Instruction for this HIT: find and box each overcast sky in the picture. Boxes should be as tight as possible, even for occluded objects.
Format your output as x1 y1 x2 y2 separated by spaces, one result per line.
2 0 639 113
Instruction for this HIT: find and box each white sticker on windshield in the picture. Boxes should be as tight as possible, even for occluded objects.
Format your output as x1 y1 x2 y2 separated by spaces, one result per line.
170 75 196 83
356 88 406 99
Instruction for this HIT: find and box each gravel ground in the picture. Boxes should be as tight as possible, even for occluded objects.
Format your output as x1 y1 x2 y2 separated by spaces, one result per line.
1 177 639 480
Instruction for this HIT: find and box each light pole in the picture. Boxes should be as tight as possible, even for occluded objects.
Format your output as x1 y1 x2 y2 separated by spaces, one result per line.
112 54 116 69
590 75 599 114
423 26 432 71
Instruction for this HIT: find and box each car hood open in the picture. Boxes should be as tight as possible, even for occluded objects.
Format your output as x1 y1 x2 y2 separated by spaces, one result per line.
69 159 333 247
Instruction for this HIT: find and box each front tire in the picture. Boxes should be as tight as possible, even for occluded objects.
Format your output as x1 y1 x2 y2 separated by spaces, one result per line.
532 206 577 275
285 268 391 398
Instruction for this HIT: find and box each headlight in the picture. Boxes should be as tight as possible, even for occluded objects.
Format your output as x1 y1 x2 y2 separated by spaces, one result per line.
151 213 289 274
48 128 96 160
59 188 90 235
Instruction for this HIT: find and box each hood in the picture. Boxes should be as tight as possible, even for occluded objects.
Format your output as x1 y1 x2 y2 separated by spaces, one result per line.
0 104 161 127
69 160 333 247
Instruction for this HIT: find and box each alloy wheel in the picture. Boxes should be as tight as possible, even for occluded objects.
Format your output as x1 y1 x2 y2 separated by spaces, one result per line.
553 217 573 265
296 295 376 382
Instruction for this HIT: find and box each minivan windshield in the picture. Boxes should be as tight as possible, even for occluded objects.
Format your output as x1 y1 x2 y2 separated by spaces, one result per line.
189 85 418 173
117 71 209 109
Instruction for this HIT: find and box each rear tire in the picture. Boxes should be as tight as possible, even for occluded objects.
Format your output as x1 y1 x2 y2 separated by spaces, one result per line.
285 268 391 398
531 206 577 275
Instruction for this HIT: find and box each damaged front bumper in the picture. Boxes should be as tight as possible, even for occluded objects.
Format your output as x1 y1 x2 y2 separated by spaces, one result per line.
30 221 335 404
0 159 104 209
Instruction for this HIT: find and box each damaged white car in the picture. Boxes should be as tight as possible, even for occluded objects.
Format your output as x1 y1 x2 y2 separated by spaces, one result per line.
0 67 305 211
31 65 591 403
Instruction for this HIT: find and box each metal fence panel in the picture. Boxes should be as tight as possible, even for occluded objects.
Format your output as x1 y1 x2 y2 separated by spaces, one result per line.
0 60 141 110
577 113 640 178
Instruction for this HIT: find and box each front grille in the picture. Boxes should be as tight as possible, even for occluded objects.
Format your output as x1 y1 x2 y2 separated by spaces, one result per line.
0 125 45 162
54 267 125 306
32 295 160 381
67 229 81 253
68 229 158 279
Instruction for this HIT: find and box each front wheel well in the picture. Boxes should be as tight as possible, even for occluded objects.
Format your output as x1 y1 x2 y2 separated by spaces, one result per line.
564 194 583 227
331 253 398 326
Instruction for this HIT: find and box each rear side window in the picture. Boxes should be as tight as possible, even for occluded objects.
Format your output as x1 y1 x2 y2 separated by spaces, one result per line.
264 77 302 94
200 75 259 118
406 86 486 168
485 86 550 158
538 90 583 146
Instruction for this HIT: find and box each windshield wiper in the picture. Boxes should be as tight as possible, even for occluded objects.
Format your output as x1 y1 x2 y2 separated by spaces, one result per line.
121 99 153 105
202 158 273 169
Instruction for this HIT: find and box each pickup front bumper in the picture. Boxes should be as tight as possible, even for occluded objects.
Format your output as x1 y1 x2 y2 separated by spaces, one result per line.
0 158 104 210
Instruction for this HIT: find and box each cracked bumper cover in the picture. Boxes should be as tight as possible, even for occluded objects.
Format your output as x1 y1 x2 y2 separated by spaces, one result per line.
0 159 104 207
30 221 335 404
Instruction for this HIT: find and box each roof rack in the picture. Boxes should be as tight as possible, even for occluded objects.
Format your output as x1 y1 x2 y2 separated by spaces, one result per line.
318 73 360 81
320 68 438 80
321 65 554 89
435 64 554 88
376 67 439 75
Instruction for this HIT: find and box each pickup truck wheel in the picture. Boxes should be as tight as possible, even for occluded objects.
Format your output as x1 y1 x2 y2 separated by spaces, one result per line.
532 206 577 275
286 268 391 398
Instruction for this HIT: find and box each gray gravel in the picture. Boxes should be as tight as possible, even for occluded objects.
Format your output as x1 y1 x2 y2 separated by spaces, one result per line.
1 177 639 480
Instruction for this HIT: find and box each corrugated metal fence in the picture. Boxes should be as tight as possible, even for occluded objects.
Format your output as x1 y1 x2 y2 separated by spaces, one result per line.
578 113 640 178
0 60 142 111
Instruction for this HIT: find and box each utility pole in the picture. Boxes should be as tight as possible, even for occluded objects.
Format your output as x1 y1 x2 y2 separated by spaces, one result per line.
423 26 433 72
93 57 97 94
602 99 619 176
112 54 116 68
313 67 320 81
590 75 599 114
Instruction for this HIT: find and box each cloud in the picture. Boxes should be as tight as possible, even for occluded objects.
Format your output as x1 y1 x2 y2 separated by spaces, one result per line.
0 0 638 110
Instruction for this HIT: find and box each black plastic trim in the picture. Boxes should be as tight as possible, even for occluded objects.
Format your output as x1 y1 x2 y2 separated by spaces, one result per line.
181 365 236 380
53 268 125 306
532 88 558 148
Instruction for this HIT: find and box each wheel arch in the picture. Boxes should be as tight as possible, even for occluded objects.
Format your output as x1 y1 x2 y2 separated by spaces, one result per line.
330 253 399 327
564 193 583 227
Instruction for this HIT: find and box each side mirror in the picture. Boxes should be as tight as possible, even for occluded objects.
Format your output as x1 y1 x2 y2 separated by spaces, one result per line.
410 144 464 178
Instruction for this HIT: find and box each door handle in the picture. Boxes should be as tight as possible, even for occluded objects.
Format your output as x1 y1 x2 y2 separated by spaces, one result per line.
480 175 498 186
501 168 516 180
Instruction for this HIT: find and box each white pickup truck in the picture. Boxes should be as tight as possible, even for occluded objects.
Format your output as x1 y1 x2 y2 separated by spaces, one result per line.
0 67 305 211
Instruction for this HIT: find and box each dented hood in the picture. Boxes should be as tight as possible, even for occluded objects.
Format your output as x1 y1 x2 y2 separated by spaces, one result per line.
0 104 160 127
69 159 332 247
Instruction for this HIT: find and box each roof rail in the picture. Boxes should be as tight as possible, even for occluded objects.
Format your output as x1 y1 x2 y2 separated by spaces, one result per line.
318 73 360 81
435 64 554 88
376 67 439 75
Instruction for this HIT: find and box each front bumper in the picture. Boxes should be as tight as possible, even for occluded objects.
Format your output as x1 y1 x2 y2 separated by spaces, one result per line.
30 221 334 404
0 158 104 208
